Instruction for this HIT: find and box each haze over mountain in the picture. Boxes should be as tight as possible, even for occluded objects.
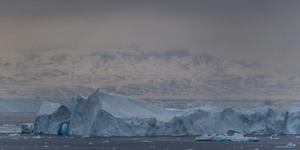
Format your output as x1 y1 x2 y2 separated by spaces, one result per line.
1 46 299 100
1 1 300 100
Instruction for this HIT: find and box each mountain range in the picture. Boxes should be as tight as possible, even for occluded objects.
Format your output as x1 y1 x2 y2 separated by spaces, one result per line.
1 46 299 100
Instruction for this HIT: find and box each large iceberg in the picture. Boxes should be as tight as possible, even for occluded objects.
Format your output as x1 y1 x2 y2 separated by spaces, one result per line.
31 89 300 136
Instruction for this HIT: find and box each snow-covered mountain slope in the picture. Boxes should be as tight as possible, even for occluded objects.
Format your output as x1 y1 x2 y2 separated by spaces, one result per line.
1 47 300 99
0 97 61 112
33 89 300 136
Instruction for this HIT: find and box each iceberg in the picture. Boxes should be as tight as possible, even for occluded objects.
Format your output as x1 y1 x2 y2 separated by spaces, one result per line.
287 142 296 147
286 107 300 134
34 105 71 135
37 101 61 116
275 142 296 148
195 133 258 142
62 97 77 114
21 123 34 133
31 89 300 136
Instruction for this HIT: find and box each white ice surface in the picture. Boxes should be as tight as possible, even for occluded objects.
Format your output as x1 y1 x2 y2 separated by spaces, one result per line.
37 101 61 116
100 91 195 122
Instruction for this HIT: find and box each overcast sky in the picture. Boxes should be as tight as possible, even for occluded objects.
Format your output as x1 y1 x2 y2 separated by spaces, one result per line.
1 0 300 73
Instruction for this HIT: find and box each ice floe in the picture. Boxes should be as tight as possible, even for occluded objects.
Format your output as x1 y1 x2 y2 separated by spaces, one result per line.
195 133 258 142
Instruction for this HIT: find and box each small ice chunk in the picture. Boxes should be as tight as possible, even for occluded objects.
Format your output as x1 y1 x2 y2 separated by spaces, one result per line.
89 142 93 145
287 142 296 147
44 145 49 147
150 146 155 148
140 140 152 143
8 134 19 136
23 137 28 139
33 135 41 139
63 145 70 147
275 142 296 148
102 140 109 143
81 135 89 138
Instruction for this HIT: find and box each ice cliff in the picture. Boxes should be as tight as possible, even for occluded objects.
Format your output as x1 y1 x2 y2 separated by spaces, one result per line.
32 89 300 136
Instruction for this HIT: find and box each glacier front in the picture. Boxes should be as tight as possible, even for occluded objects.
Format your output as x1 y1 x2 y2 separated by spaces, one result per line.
31 89 300 136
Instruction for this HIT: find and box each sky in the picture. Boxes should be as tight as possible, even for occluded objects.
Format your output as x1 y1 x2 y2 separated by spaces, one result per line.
1 0 300 99
1 0 300 73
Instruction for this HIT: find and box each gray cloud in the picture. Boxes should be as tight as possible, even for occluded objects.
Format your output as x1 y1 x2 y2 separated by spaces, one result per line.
1 0 300 99
234 61 262 69
0 62 11 69
26 54 40 62
1 0 299 74
0 75 19 85
49 54 68 64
